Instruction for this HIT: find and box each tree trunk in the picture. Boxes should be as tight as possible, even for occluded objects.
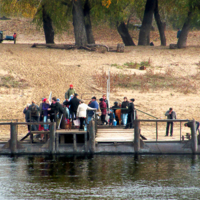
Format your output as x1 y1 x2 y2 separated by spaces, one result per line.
138 0 156 45
154 0 166 46
72 0 87 46
177 11 192 48
84 0 95 44
42 5 54 44
117 22 135 46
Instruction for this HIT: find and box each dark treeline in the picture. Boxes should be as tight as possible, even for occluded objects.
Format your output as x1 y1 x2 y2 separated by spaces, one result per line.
1 0 200 48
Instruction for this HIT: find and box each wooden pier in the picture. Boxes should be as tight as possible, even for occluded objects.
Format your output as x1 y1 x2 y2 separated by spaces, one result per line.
0 119 199 155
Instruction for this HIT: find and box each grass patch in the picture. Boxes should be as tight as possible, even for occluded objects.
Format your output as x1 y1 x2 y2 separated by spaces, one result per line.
111 64 123 69
112 59 151 70
93 68 197 94
0 75 29 88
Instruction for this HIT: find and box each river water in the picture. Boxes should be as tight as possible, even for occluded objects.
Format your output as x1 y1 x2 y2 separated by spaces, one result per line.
0 155 200 199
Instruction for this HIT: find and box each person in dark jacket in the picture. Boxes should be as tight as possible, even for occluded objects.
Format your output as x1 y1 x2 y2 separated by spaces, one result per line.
121 97 129 126
99 98 108 125
87 96 99 125
28 101 40 131
23 104 30 132
125 98 135 129
112 102 120 125
165 108 176 136
48 97 63 125
64 93 80 124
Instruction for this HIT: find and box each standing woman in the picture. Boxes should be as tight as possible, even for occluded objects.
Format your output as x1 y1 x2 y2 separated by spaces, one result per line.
42 98 49 131
76 100 96 130
99 98 108 125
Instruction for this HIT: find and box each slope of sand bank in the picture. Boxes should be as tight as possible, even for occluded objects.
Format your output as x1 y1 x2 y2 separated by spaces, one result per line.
0 18 200 141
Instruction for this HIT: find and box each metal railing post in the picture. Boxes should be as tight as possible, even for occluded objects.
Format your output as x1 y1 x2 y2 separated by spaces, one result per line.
156 121 158 142
180 122 182 141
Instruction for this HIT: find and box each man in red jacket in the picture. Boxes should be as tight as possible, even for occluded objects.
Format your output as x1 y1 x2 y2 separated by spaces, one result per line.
99 98 108 125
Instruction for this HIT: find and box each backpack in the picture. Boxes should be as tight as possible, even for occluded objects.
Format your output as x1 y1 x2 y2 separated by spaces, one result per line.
31 105 38 116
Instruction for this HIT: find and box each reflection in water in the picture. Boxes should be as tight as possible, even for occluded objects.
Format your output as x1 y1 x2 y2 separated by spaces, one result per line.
0 155 200 199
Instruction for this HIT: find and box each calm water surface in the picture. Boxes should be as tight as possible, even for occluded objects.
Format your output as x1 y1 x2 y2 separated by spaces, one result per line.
0 155 199 199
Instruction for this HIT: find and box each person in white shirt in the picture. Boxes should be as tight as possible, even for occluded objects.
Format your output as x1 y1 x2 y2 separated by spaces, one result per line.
76 100 96 130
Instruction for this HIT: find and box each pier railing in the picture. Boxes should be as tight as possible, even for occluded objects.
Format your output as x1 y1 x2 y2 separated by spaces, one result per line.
0 121 56 154
134 119 198 153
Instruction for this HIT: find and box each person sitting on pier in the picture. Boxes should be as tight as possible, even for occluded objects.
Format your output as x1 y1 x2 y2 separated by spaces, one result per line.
99 98 108 125
76 100 96 130
184 121 200 134
124 98 135 129
165 108 176 136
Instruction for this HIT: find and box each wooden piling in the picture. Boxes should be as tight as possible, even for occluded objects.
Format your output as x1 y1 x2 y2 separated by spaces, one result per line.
10 123 17 154
49 122 56 154
84 132 87 152
89 120 95 153
73 133 77 152
134 120 140 153
191 120 198 153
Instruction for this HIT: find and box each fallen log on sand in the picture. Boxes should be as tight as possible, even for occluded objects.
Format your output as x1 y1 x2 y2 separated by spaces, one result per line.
31 43 114 52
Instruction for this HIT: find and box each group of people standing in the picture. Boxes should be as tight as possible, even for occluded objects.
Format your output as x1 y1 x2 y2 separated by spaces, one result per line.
98 96 136 129
23 84 137 137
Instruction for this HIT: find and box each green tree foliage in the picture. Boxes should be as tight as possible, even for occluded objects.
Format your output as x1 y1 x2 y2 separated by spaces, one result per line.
33 0 71 34
0 0 39 18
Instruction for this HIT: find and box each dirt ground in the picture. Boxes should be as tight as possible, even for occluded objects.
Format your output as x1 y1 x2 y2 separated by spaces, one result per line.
0 18 200 141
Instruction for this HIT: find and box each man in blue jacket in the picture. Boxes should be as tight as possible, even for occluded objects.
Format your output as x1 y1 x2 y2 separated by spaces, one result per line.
87 96 99 125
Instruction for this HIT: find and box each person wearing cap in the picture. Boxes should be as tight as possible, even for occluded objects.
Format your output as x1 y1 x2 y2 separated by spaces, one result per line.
65 84 76 101
121 97 129 126
76 100 96 130
124 98 135 129
99 98 108 125
87 96 99 125
165 108 176 136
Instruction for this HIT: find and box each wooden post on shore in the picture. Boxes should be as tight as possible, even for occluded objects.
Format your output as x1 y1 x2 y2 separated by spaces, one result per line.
191 120 198 153
10 122 17 154
89 120 95 153
49 122 56 154
134 120 140 153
